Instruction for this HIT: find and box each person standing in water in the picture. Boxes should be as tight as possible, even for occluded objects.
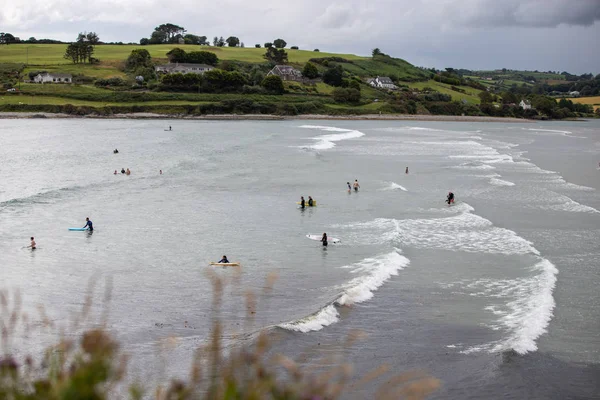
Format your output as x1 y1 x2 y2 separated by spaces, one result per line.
169 126 172 131
353 179 360 192
83 217 94 231
159 170 163 175
300 196 305 209
405 166 409 174
446 191 455 204
121 168 125 174
114 170 117 175
126 168 131 175
321 233 328 247
308 196 314 207
347 182 351 193
28 237 36 250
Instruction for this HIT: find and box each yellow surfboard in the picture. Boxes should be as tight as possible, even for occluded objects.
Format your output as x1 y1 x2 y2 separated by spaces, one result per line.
210 262 241 266
296 201 317 206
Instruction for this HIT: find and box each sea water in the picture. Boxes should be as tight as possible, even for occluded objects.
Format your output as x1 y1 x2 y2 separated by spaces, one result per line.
1 119 599 399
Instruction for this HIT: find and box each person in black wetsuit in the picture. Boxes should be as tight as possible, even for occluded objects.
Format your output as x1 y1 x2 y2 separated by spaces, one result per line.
219 255 229 263
83 217 93 231
446 191 455 204
321 233 328 247
300 196 305 209
121 168 125 174
308 196 314 207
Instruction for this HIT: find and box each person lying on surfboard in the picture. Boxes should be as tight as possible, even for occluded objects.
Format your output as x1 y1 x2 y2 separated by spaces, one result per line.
218 255 229 263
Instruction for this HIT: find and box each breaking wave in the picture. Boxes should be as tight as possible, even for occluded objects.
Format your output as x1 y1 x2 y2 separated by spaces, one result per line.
299 125 365 150
278 251 409 333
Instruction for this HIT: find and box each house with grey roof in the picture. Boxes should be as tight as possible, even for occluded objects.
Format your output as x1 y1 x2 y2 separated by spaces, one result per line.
155 63 214 75
368 76 397 90
267 65 303 81
33 73 72 84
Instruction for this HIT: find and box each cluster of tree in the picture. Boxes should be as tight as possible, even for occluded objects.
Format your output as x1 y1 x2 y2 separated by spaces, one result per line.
264 47 288 63
165 48 219 65
332 88 361 103
22 37 64 44
264 39 287 49
159 69 286 94
0 32 19 44
64 32 100 64
140 23 186 44
209 36 244 47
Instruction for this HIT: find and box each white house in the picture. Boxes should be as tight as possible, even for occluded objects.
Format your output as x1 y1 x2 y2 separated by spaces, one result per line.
519 100 532 110
368 76 397 90
569 91 580 97
33 73 72 84
266 65 303 81
154 63 214 74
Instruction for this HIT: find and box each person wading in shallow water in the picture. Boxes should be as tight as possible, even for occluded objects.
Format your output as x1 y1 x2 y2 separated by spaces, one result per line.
28 237 36 250
321 233 328 247
353 180 360 192
406 166 409 174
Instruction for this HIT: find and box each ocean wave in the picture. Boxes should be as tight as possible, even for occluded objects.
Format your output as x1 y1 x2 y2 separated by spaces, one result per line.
337 205 539 256
299 125 365 150
279 251 409 333
490 177 515 187
460 258 558 355
381 182 408 191
0 185 83 209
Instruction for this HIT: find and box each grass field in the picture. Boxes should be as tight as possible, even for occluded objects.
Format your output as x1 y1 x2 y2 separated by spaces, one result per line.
407 80 481 104
568 96 600 111
0 94 212 107
0 44 367 66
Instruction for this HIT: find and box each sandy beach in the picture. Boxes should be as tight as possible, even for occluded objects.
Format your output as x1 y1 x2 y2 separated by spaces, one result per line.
0 112 533 123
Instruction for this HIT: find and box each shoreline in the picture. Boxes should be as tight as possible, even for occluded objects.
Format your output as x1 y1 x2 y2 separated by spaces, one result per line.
0 112 536 123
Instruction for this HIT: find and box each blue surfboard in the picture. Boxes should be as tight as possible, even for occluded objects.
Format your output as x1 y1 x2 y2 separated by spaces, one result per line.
68 227 89 231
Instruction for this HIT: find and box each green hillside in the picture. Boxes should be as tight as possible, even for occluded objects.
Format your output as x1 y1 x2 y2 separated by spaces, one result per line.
0 43 491 117
1 44 429 81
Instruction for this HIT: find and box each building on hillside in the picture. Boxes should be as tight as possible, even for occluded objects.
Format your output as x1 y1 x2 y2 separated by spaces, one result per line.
266 65 303 81
569 91 580 97
33 73 72 83
368 76 397 90
154 63 214 75
519 100 532 110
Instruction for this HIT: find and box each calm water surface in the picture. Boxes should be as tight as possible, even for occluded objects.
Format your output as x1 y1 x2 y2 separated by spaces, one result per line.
1 119 599 399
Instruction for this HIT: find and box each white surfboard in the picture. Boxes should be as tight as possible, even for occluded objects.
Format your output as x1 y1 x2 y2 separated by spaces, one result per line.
306 234 340 243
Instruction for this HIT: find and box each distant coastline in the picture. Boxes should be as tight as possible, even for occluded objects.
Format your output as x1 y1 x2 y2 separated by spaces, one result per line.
0 112 533 123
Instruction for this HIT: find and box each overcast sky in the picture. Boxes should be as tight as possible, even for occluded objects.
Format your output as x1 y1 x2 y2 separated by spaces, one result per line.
2 0 599 74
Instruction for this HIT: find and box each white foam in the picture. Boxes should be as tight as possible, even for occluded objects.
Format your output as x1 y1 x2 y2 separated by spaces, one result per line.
543 195 600 213
453 162 497 171
278 304 339 333
299 125 365 150
461 258 558 355
527 128 571 135
381 182 408 191
279 251 409 333
490 177 515 187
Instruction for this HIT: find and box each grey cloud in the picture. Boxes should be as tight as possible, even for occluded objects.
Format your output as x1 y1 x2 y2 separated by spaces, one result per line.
444 0 600 28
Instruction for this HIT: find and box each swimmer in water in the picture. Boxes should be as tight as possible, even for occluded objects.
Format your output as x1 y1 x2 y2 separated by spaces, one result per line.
353 179 360 192
28 237 36 250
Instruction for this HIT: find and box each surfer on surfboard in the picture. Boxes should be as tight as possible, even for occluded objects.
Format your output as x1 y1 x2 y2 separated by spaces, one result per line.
218 255 229 263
